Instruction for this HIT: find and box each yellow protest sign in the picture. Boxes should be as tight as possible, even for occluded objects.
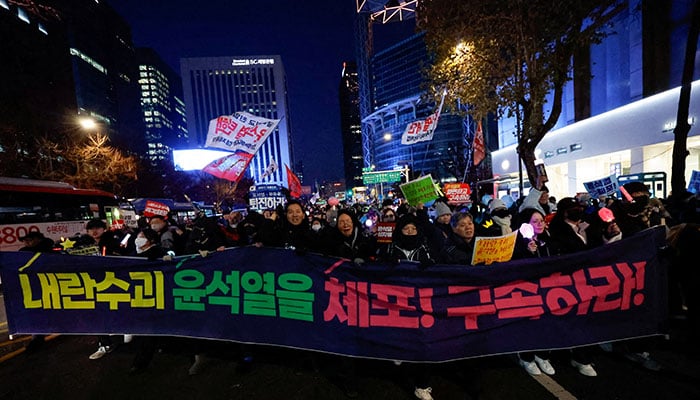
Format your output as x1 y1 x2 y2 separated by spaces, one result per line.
471 232 518 265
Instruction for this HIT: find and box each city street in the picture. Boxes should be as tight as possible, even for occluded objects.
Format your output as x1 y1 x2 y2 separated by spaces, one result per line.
1 292 698 400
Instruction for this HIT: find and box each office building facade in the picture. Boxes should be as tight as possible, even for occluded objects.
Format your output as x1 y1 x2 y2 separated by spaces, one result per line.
0 0 145 171
137 48 189 166
362 33 479 183
339 61 363 188
181 56 294 187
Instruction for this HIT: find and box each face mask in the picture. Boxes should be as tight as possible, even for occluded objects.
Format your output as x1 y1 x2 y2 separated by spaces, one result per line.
311 224 322 232
134 237 148 253
493 209 510 218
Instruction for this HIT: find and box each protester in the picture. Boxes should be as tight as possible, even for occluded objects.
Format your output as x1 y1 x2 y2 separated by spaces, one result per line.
128 228 167 373
323 209 376 263
438 212 477 265
546 198 598 376
149 215 176 254
519 176 555 216
512 208 557 376
257 200 319 252
18 231 55 252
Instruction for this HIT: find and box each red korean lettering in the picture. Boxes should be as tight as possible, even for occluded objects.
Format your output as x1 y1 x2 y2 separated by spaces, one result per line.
493 280 544 319
323 277 348 323
369 284 418 328
540 272 578 316
446 285 496 330
215 117 238 136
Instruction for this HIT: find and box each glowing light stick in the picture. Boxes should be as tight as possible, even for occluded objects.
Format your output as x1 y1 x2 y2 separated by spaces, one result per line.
519 223 535 239
598 207 615 223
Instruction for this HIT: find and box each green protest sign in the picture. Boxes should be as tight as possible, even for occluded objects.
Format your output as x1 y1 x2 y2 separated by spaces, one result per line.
399 175 439 205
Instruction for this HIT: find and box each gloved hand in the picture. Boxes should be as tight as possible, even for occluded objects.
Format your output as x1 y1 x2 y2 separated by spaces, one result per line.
198 250 209 258
352 258 365 267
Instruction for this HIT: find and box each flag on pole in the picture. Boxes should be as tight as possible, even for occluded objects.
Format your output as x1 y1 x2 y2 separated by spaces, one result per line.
260 159 278 180
201 151 254 182
205 111 280 153
401 90 447 145
473 120 485 166
285 164 302 198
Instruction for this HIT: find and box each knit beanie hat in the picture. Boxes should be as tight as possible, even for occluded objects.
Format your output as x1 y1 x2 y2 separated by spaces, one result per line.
434 202 452 217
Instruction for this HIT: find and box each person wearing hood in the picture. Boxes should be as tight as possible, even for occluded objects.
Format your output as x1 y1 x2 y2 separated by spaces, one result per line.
480 198 513 237
519 175 555 216
386 214 434 267
323 209 376 263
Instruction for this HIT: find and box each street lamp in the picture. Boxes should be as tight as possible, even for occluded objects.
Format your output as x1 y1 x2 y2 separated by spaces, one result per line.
78 116 97 131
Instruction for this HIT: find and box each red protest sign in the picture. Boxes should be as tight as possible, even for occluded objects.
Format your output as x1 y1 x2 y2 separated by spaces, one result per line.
444 183 471 205
143 200 170 218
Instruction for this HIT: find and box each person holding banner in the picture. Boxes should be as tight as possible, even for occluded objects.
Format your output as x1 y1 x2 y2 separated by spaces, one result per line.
323 209 376 264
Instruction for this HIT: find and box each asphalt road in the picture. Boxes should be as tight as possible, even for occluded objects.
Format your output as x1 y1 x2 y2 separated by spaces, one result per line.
1 292 699 400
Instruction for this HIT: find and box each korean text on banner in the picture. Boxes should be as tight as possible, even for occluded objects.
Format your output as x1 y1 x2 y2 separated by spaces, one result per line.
401 111 440 145
205 112 280 153
400 175 440 206
583 175 620 199
471 232 518 265
201 151 254 183
0 227 668 363
444 183 472 205
143 200 170 218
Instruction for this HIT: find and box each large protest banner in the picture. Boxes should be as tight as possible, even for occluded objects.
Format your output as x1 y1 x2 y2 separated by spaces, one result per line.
0 227 667 362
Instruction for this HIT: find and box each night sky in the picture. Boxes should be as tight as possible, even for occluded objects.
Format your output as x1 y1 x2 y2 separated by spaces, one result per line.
109 0 416 185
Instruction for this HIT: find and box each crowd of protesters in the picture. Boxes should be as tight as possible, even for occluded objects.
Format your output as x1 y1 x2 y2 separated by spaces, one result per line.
16 179 700 400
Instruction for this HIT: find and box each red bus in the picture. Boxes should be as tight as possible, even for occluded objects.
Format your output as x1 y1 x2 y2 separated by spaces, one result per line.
0 177 134 252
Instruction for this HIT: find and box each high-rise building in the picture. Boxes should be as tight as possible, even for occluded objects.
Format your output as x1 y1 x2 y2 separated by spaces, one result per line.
52 0 144 154
0 0 74 155
136 48 189 165
0 0 145 171
180 56 294 187
363 33 474 182
338 61 363 188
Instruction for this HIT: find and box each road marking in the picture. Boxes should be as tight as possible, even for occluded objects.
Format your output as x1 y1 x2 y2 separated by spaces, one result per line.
531 374 577 400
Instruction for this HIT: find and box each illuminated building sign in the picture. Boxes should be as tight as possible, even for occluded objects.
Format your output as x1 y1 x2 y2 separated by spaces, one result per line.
231 58 275 66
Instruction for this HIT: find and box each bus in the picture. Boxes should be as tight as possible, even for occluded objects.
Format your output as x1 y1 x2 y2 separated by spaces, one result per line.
0 177 134 252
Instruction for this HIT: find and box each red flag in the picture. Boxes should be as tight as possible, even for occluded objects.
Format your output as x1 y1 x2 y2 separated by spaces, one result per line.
473 120 485 166
201 151 253 182
285 164 302 198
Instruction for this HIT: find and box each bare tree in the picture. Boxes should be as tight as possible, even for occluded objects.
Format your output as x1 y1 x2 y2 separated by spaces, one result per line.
417 0 625 185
